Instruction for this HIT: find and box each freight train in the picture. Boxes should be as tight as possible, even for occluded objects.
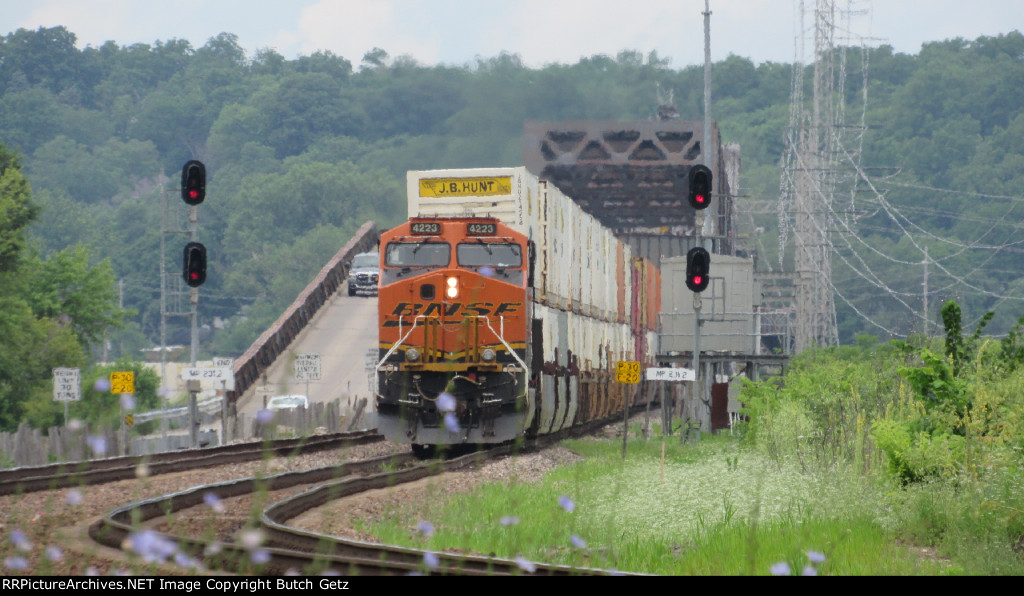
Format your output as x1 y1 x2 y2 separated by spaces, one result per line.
375 167 660 454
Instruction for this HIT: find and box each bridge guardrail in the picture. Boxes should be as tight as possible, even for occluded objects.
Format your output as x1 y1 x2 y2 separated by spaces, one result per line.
225 221 379 415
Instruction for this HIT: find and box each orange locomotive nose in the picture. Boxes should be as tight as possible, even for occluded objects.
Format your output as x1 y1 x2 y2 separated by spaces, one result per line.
375 216 530 446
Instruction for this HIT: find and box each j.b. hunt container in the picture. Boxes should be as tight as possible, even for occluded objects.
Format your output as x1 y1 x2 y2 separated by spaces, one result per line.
409 167 652 329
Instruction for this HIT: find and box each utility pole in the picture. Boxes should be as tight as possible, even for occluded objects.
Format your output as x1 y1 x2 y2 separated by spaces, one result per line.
683 0 713 445
701 0 713 241
922 246 929 337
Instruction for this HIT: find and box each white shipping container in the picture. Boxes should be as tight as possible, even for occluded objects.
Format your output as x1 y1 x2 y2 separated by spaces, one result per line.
531 303 639 433
408 167 623 322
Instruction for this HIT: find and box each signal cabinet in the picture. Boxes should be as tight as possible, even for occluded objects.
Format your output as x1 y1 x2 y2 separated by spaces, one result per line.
659 253 761 355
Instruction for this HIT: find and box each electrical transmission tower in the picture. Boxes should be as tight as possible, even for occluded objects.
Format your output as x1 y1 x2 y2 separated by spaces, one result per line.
779 0 868 351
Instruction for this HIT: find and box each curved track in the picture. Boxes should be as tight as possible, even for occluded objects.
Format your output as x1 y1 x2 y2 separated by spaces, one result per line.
86 414 652 576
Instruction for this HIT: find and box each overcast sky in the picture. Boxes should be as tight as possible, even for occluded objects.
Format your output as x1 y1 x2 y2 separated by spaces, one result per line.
2 0 1021 69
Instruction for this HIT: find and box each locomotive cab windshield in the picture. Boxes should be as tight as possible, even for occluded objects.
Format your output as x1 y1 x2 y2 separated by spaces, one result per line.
457 240 524 284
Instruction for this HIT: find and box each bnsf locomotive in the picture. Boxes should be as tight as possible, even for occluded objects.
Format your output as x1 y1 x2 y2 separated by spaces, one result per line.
375 167 661 453
375 217 531 451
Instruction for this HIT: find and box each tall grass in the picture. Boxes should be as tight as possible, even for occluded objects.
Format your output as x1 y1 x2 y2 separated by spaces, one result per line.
361 434 954 574
361 336 1024 575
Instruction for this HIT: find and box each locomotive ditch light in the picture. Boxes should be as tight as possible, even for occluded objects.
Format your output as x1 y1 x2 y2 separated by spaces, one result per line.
446 276 459 298
406 348 421 362
481 348 496 362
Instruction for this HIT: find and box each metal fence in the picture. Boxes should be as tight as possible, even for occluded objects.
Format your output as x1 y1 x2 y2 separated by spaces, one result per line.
0 398 375 468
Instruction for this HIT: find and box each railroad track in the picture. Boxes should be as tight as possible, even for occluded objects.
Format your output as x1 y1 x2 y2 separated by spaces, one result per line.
86 415 652 576
0 430 381 496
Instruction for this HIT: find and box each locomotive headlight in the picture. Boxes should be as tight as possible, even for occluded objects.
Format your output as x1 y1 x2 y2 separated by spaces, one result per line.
405 348 421 362
481 348 496 362
445 276 459 299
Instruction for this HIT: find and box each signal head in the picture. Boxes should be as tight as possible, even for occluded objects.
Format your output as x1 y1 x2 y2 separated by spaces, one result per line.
183 242 207 287
687 164 713 210
685 246 711 293
181 160 206 206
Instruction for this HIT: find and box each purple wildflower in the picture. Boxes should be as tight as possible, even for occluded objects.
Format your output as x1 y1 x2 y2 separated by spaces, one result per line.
436 392 455 413
45 545 64 561
480 267 495 277
120 394 135 410
802 565 818 576
65 489 83 505
570 534 587 549
500 516 520 526
514 556 537 573
174 552 200 569
4 557 29 570
770 561 791 576
558 495 575 513
127 529 178 563
806 550 826 564
204 492 226 514
240 529 264 550
86 435 107 456
93 378 111 392
10 529 31 552
256 409 275 424
443 412 460 432
250 549 271 565
423 551 440 569
417 520 434 536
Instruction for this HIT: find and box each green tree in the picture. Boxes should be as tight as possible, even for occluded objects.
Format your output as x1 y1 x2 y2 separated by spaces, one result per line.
0 146 38 272
25 244 130 348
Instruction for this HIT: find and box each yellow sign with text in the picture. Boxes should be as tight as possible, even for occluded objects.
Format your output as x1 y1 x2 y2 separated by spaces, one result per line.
110 371 135 394
419 176 512 198
616 361 641 384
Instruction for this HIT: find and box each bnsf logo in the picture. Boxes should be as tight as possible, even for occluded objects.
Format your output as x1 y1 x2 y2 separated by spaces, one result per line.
386 302 522 319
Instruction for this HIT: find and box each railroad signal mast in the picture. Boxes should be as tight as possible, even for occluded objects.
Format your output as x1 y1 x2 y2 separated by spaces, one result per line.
687 160 713 443
177 160 208 448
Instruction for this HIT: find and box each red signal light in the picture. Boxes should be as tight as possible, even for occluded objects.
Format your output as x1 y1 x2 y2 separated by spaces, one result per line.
181 160 206 206
183 242 207 287
685 247 710 293
687 164 712 211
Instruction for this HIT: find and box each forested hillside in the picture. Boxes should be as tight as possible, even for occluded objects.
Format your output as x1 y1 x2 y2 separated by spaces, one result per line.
1 25 1022 372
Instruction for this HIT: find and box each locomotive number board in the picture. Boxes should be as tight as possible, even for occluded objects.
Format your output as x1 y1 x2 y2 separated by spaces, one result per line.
410 221 442 235
466 222 497 235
